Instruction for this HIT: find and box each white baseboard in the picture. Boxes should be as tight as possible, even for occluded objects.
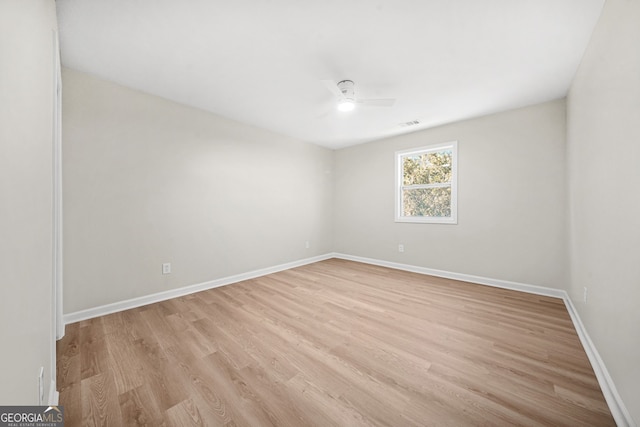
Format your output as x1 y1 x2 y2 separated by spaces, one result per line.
563 297 636 427
62 251 634 426
332 252 565 298
332 252 635 427
63 253 333 325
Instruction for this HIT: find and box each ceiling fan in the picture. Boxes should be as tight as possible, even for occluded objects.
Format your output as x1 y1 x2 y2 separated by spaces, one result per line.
322 79 396 112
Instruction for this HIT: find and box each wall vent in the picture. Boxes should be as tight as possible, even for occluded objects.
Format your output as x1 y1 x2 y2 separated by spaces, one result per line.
399 120 420 127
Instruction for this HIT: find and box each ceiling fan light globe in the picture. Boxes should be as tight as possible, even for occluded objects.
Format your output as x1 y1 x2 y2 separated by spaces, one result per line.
337 99 355 112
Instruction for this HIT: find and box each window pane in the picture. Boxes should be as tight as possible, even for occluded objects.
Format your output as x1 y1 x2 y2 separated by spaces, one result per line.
402 150 452 186
402 187 451 217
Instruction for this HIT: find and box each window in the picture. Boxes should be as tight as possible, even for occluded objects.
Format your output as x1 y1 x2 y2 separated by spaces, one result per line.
395 141 458 224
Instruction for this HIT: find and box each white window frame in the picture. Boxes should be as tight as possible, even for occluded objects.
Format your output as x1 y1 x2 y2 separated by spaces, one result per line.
395 141 458 224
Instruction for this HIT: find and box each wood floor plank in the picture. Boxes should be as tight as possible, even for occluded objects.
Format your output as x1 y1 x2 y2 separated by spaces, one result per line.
285 372 379 427
165 398 206 427
132 338 189 412
79 319 109 380
164 344 241 426
104 330 146 395
81 370 122 426
57 322 80 390
58 259 615 426
118 384 167 426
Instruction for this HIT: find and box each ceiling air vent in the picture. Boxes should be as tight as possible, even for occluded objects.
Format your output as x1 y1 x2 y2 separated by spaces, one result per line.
399 120 420 128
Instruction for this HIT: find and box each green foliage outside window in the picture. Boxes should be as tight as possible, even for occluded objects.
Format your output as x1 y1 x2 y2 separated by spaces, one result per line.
402 150 452 217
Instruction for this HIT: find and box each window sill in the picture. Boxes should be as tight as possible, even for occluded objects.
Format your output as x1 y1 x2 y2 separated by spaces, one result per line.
395 217 457 224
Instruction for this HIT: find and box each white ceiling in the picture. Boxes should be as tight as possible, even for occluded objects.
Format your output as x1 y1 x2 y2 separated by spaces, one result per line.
56 0 604 149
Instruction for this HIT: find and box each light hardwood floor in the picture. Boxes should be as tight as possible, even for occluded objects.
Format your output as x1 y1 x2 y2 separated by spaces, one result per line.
57 259 615 426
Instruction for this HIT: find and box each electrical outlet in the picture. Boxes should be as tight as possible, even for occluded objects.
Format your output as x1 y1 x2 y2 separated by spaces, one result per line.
305 241 310 249
398 244 404 253
162 263 171 274
583 287 588 303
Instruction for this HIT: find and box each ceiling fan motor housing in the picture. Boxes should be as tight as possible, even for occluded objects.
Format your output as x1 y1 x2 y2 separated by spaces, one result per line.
337 80 355 100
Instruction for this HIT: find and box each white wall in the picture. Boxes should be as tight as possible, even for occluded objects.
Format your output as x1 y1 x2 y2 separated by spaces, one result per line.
567 0 640 422
334 100 568 289
0 0 57 404
62 69 333 313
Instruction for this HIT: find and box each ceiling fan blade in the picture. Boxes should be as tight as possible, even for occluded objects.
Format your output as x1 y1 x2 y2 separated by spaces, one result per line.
357 98 396 107
321 79 344 98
